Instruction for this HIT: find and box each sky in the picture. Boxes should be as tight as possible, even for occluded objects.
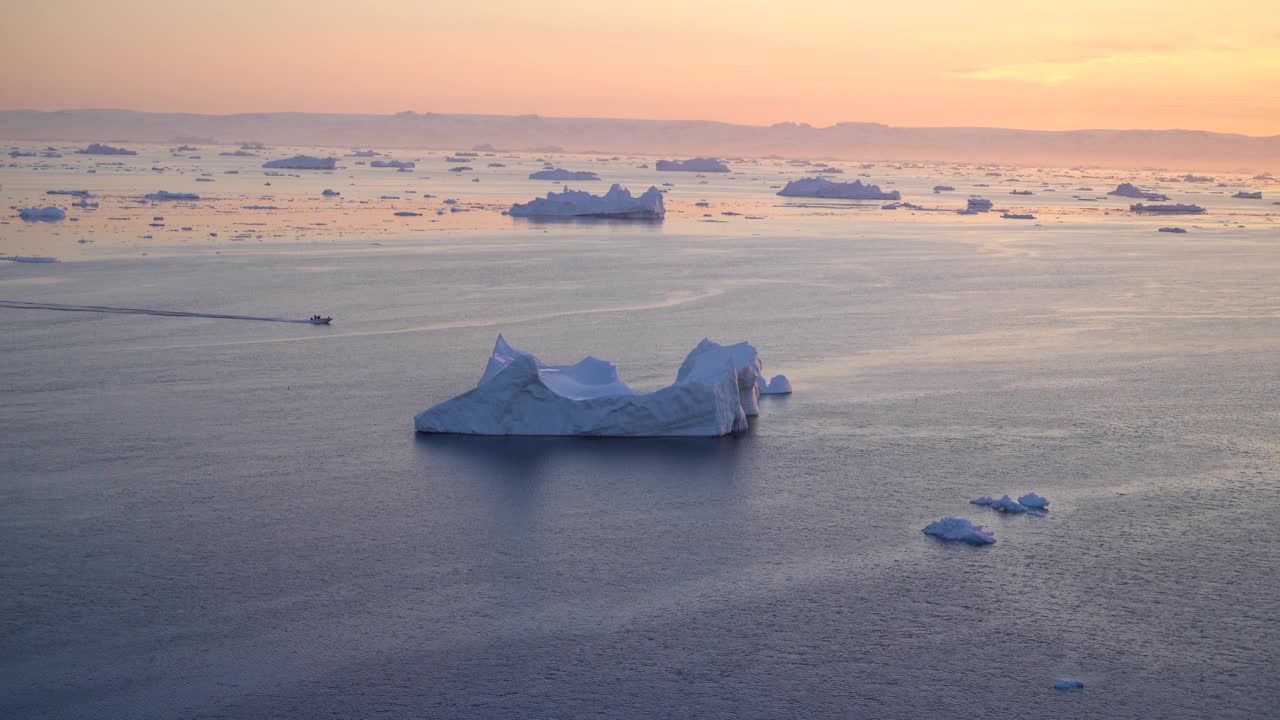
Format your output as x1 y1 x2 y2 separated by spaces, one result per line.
2 0 1278 135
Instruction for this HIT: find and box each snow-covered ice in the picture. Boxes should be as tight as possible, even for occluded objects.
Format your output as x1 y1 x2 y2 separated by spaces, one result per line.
262 155 336 170
509 184 665 219
922 518 996 545
17 207 66 221
777 177 900 200
528 168 601 181
656 158 730 172
414 336 786 436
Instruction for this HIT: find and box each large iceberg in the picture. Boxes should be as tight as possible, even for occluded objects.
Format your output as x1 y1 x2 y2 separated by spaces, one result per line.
656 157 729 172
1107 183 1168 201
77 143 136 156
777 177 900 200
508 184 665 219
922 518 996 545
414 336 783 436
528 168 601 181
262 155 336 170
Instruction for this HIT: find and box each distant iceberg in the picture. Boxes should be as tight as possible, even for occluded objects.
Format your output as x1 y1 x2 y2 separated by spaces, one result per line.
17 206 66 221
1 255 58 263
77 143 136 156
262 155 336 170
1158 227 1187 233
966 198 993 212
144 191 198 201
370 159 416 169
656 157 730 172
529 168 601 181
1055 679 1085 690
922 518 995 545
932 185 955 192
777 177 900 200
1130 203 1205 214
509 184 665 219
1107 183 1168 201
414 336 785 436
970 494 1046 516
219 150 257 157
46 189 89 196
1233 191 1262 199
321 188 340 196
1018 492 1049 510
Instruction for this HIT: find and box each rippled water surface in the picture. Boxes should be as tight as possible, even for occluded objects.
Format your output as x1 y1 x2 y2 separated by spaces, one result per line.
2 146 1278 718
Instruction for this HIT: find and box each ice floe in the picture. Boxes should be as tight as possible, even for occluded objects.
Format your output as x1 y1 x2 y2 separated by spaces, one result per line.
144 191 199 201
1107 183 1168 201
1130 203 1205 214
77 143 136 156
777 177 900 200
922 518 996 545
529 168 601 181
509 184 665 219
414 335 785 436
262 155 336 170
656 157 730 172
17 206 66 221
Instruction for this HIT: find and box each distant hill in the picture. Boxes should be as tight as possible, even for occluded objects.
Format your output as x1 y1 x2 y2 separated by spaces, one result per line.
2 109 1277 171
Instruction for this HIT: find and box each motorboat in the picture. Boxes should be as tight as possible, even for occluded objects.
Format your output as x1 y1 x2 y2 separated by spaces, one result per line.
307 315 333 325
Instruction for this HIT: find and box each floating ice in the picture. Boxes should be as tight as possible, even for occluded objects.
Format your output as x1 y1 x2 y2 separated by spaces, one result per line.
1002 212 1036 220
17 206 66 221
1233 191 1262 199
1158 227 1187 233
46 189 89 196
777 177 900 200
414 336 786 436
371 160 416 169
262 155 336 170
321 188 340 196
922 518 996 545
144 191 198 201
509 184 665 219
77 143 136 156
656 158 729 172
966 198 993 211
1107 183 1168 201
757 374 792 394
971 494 1045 515
1130 203 1205 214
933 185 955 192
1054 679 1084 690
1018 492 1049 510
529 168 601 181
1 255 58 263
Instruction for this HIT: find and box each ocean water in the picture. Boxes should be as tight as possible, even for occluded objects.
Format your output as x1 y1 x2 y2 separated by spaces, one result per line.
2 146 1278 718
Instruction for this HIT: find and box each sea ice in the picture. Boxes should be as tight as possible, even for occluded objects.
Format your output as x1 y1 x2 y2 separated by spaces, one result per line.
966 198 993 211
757 374 793 394
777 177 900 200
656 158 730 172
1130 203 1205 214
414 336 785 436
509 184 665 219
262 155 336 170
1018 492 1049 510
144 191 198 200
529 168 601 181
1233 191 1262 199
17 207 66 221
371 160 416 169
1054 679 1085 690
1107 183 1168 201
321 189 340 196
922 518 996 545
77 143 136 156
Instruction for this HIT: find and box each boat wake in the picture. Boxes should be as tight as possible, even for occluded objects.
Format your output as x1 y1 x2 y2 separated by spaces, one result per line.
0 300 328 324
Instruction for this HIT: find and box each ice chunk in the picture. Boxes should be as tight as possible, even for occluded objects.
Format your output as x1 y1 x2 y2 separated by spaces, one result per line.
1233 191 1262 199
777 177 900 200
656 157 730 172
1017 492 1049 510
414 336 787 437
370 159 416 169
1054 679 1084 690
144 191 198 200
757 374 792 394
1158 227 1187 233
1130 203 1205 214
969 496 997 506
262 155 336 170
509 184 665 219
46 189 89 196
17 207 66 221
966 198 993 211
77 143 136 156
321 189 340 196
922 518 996 545
1107 183 1168 201
529 168 601 181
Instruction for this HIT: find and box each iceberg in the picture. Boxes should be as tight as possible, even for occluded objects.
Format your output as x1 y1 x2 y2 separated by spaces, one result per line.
932 185 955 192
1001 212 1036 220
509 184 665 219
17 206 66 221
1017 492 1049 510
777 177 900 200
1107 183 1168 201
321 188 340 196
1130 203 1205 214
370 159 416 169
414 336 785 436
144 191 198 201
966 198 993 212
656 157 730 172
1233 191 1262 199
757 374 792 394
262 155 336 170
970 494 1044 515
922 518 996 545
528 168 601 181
1158 227 1187 233
46 189 89 196
1 255 58 263
77 143 136 156
1054 679 1085 690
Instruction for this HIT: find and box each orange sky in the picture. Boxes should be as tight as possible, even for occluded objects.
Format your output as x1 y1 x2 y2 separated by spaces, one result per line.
2 0 1278 135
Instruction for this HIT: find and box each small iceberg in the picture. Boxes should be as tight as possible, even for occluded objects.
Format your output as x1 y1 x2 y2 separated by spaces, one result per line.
1054 679 1084 690
414 336 782 437
1130 203 1205 214
370 159 416 169
529 168 601 181
1107 183 1168 201
77 143 136 156
966 198 993 212
321 188 340 196
932 185 955 192
922 518 996 545
1158 227 1188 233
144 191 199 201
757 374 792 394
1233 191 1262 199
509 184 665 219
262 155 336 170
1017 492 1049 510
46 189 89 196
777 177 900 200
18 206 66 221
656 157 730 172
970 494 1046 515
1001 212 1036 220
